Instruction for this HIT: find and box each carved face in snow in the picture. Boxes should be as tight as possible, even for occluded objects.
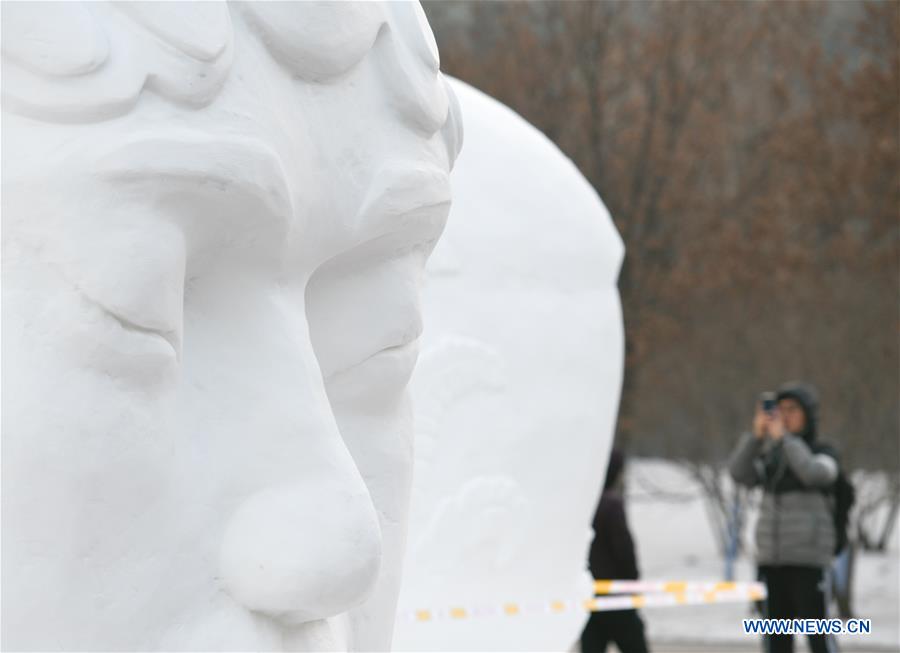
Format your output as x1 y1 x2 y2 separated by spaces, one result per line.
394 80 623 652
1 2 460 650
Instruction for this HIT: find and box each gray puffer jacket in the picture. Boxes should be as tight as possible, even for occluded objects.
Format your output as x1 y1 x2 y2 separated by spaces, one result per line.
729 432 838 568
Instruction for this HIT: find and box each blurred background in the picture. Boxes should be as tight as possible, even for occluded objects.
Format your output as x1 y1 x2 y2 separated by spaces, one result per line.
423 2 898 650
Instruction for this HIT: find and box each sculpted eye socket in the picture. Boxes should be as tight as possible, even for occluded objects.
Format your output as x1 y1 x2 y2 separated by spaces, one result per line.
43 132 296 367
351 163 451 244
92 131 296 295
93 133 295 250
305 165 450 387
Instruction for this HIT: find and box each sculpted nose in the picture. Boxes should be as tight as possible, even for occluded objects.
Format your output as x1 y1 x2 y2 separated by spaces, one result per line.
218 476 382 624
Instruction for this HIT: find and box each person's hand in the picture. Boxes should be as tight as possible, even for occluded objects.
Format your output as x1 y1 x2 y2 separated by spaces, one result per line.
769 410 785 440
753 403 768 439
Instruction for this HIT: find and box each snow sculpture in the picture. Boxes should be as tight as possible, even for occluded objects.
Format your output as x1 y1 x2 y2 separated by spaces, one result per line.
394 79 624 651
1 2 461 651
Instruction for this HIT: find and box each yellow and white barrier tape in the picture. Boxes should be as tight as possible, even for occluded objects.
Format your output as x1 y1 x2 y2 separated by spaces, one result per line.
400 580 766 623
593 579 763 596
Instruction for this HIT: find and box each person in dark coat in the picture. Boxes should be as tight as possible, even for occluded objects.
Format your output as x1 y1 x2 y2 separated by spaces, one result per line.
581 449 649 653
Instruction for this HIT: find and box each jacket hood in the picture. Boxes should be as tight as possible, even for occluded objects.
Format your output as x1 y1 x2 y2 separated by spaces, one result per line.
776 381 819 441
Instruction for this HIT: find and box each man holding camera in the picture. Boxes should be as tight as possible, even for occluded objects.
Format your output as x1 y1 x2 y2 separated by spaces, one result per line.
729 382 839 653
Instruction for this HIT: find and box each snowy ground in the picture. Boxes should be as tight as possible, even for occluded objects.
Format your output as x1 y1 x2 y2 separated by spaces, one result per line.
625 459 899 652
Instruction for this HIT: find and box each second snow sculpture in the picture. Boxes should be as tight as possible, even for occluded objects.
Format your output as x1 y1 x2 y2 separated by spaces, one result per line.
395 79 625 652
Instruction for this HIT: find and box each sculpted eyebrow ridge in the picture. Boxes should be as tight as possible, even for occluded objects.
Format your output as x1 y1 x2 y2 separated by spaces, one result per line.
93 133 295 229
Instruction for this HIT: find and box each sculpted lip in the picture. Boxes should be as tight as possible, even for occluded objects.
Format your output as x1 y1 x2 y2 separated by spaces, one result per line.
325 338 420 382
367 338 419 362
